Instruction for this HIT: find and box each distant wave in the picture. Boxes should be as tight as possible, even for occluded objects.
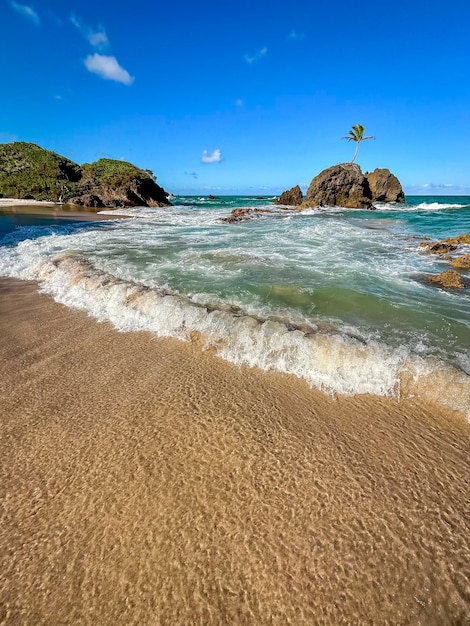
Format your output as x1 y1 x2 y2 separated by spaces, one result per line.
413 202 467 210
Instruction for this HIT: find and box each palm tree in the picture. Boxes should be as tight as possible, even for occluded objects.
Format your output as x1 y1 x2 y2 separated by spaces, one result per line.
342 124 375 163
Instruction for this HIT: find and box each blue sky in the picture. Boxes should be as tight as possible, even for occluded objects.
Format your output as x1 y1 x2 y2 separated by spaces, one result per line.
2 0 470 195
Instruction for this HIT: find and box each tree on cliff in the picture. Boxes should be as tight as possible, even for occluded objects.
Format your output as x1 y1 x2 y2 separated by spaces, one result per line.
342 124 375 163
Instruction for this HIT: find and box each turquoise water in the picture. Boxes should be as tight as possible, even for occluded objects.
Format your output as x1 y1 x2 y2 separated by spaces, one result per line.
1 196 469 411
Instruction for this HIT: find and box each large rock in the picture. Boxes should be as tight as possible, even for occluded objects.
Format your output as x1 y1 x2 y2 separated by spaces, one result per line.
365 168 405 202
302 163 372 209
274 185 303 206
288 163 405 210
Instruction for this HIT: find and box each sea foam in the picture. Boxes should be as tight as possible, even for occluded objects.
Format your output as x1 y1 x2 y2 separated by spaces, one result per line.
2 248 468 417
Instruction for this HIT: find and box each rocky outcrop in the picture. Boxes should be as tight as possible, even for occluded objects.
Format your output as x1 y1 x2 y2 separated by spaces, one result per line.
300 163 372 209
221 208 277 223
274 185 303 206
426 270 466 289
450 255 470 270
365 168 405 202
0 142 172 207
420 234 470 255
281 163 405 210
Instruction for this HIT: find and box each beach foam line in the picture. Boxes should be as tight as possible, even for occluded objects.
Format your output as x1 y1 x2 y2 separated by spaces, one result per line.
12 252 468 418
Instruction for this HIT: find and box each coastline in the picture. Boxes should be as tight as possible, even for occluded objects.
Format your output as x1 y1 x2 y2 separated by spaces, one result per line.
0 199 123 221
1 278 469 624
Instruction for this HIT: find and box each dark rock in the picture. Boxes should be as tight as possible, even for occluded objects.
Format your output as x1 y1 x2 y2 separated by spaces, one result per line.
275 185 303 206
297 163 405 210
75 194 105 208
365 168 405 203
420 234 470 255
420 241 457 255
221 207 277 223
301 163 372 209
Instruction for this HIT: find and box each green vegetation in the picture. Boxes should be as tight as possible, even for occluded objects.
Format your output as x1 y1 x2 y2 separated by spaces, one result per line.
0 142 81 201
0 143 169 206
342 124 375 164
80 158 155 191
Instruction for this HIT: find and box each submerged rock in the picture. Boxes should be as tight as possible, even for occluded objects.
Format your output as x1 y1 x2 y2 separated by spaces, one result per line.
221 207 278 223
426 270 466 289
365 168 405 203
420 241 458 255
274 185 303 206
420 233 470 255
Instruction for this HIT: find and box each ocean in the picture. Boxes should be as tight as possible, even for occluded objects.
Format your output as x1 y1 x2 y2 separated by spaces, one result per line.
1 195 469 415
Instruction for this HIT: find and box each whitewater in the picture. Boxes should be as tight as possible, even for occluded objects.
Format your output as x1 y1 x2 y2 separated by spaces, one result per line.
1 195 469 416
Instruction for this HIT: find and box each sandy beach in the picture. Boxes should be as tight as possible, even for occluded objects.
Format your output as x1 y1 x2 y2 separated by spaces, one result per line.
1 277 469 625
0 199 121 221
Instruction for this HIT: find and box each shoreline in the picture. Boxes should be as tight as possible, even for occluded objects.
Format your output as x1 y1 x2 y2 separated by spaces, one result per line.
0 199 125 221
1 277 469 624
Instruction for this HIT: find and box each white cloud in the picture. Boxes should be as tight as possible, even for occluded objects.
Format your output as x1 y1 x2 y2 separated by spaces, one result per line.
71 15 109 49
84 54 134 85
288 29 305 40
201 149 222 164
10 1 40 25
244 47 267 64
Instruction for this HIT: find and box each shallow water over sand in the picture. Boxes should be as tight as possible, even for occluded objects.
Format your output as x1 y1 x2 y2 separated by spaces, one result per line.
1 279 469 625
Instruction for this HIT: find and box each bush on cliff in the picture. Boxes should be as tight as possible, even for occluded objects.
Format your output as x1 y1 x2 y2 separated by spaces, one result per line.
0 142 81 201
0 143 171 207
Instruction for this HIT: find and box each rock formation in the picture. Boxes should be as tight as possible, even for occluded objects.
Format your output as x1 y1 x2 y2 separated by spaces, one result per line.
279 164 405 210
0 142 172 208
420 234 470 255
449 255 470 270
274 185 303 206
221 208 277 223
426 270 466 289
301 163 372 209
419 234 470 286
365 168 405 202
70 159 170 208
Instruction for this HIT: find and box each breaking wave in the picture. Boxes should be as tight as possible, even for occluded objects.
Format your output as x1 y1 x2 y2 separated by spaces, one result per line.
3 250 468 417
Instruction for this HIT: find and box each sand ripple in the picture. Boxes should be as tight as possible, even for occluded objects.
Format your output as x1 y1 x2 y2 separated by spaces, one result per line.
1 280 469 625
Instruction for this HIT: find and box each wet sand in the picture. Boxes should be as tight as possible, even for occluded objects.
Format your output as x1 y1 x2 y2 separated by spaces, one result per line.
0 201 121 222
1 278 469 625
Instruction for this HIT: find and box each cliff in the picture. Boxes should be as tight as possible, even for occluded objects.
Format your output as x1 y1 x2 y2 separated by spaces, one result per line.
0 142 171 207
